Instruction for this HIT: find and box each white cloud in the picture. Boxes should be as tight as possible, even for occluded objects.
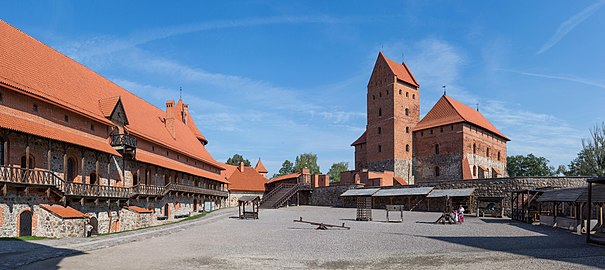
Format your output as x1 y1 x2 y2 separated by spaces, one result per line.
537 0 605 55
503 70 605 90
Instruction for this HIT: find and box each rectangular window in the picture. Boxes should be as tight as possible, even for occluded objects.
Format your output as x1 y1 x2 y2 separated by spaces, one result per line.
64 115 69 122
378 145 382 152
33 104 38 112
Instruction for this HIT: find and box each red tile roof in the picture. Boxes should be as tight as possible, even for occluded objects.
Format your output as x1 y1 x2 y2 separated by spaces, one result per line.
126 206 153 214
98 96 121 118
222 164 267 192
0 104 119 155
492 167 501 175
254 159 268 173
136 150 227 183
380 52 419 87
462 157 473 180
40 204 88 219
176 100 208 145
267 173 300 184
351 130 367 146
414 95 509 140
0 20 223 170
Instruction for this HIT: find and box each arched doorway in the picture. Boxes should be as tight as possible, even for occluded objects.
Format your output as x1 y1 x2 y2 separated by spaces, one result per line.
89 172 97 185
89 217 99 236
66 157 76 182
163 203 170 218
20 155 34 169
19 210 33 237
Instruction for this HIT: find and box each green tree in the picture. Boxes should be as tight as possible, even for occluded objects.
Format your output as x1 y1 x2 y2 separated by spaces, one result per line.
507 153 555 177
327 162 349 183
567 123 605 176
272 160 295 178
226 154 251 167
293 153 321 175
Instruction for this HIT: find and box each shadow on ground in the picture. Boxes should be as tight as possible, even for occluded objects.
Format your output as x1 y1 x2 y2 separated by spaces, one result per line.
425 218 605 268
0 238 83 270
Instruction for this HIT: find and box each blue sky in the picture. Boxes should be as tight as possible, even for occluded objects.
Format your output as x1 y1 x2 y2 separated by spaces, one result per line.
3 1 605 175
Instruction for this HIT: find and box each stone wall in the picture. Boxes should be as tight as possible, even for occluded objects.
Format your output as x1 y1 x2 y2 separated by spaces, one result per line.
120 208 152 232
0 193 47 237
36 207 86 238
310 185 360 207
228 191 264 207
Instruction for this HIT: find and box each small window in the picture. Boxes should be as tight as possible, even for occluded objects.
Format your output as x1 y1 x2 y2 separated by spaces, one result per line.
373 95 375 100
378 127 381 134
435 144 440 155
406 144 410 152
498 152 501 161
420 131 424 136
378 145 382 152
399 89 402 95
90 124 95 131
430 129 433 135
64 115 69 122
405 108 409 116
412 94 415 99
440 127 444 133
152 146 155 151
406 92 409 97
486 147 490 158
386 90 389 95
32 104 38 112
451 125 454 131
378 108 382 117
0 92 3 102
166 151 169 156
473 165 477 176
473 144 477 154
435 166 440 177
406 127 410 133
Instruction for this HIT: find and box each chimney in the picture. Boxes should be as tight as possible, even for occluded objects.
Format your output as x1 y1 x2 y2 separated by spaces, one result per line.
239 161 245 172
182 104 189 125
165 100 176 138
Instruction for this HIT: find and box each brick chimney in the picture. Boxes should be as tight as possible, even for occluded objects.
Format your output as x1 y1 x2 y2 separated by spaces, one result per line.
182 104 189 125
239 161 245 172
165 100 176 138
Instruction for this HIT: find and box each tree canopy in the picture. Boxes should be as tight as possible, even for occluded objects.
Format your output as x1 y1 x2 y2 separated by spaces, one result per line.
507 153 555 177
272 160 295 178
327 162 348 183
293 153 321 175
226 154 251 167
566 123 605 177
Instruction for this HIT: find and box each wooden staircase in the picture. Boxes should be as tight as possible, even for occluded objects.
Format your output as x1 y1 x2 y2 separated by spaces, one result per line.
260 183 311 209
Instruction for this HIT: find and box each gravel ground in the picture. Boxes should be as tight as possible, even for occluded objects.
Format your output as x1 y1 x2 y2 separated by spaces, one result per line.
15 206 605 269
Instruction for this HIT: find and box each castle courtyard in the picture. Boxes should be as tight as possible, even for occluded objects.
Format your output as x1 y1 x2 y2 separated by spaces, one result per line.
3 206 603 270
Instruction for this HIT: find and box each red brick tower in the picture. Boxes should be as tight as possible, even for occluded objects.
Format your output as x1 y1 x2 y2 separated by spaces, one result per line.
352 52 420 183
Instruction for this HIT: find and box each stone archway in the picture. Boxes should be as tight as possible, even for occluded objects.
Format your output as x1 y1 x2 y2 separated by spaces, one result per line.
18 210 33 237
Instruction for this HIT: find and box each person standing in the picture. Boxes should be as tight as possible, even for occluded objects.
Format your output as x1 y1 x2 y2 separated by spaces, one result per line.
458 205 465 223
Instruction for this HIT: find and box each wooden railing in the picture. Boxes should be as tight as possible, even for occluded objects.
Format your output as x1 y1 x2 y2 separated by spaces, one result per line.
273 183 311 208
110 134 137 149
263 183 296 203
166 183 228 197
63 181 131 198
131 184 165 196
0 166 64 188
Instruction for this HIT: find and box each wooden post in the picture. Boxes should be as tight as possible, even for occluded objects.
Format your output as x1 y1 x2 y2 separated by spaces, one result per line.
81 148 85 183
47 139 52 171
107 154 111 186
95 159 100 186
2 130 8 166
587 182 592 243
25 139 30 168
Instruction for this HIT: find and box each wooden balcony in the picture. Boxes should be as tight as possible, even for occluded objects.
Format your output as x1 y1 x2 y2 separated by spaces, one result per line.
0 166 63 188
110 134 137 156
131 184 165 197
166 183 228 197
63 181 131 198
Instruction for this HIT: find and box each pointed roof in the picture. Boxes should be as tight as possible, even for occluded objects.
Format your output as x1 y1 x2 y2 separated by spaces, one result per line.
378 52 419 87
414 95 509 141
351 130 367 146
255 159 268 173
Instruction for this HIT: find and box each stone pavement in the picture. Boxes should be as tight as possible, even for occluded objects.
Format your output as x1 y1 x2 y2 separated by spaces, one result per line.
7 206 605 269
0 209 233 270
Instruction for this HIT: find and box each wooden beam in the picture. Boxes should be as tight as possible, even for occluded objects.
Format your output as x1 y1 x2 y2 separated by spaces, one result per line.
46 187 51 198
80 198 85 206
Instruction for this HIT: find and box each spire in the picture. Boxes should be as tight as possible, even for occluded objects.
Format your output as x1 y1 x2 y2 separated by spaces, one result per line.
442 85 446 96
179 86 182 100
255 158 268 174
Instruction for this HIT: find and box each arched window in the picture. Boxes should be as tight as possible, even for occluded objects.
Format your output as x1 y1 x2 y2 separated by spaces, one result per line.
486 147 490 158
378 108 382 117
473 165 477 177
473 144 477 154
406 127 410 133
406 144 410 152
497 152 501 161
406 92 409 97
405 108 409 116
66 157 76 182
435 144 440 155
399 89 402 95
412 94 415 99
435 166 440 177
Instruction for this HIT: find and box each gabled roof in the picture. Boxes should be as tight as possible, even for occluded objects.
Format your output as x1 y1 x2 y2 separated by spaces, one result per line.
393 177 408 186
126 205 153 214
222 163 267 192
379 52 419 87
351 130 367 146
175 99 208 145
0 20 222 169
98 96 120 118
267 173 300 184
414 95 509 140
255 159 268 173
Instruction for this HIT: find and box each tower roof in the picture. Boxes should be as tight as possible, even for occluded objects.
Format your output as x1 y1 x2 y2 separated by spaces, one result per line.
414 95 509 141
254 158 268 173
351 130 367 146
176 99 208 145
379 52 419 87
